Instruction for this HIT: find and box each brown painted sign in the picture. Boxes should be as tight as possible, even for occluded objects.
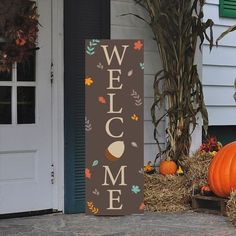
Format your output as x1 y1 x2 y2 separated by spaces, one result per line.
85 39 144 215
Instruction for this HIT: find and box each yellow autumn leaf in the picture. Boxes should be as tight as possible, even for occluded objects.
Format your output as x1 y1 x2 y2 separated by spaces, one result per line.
85 76 94 86
131 113 139 121
176 166 184 175
144 165 153 172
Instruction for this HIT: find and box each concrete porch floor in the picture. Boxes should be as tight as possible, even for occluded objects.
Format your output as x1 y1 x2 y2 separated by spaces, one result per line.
0 211 236 236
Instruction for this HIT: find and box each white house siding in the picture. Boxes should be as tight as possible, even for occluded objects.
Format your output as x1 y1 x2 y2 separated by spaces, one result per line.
203 0 236 125
111 0 165 164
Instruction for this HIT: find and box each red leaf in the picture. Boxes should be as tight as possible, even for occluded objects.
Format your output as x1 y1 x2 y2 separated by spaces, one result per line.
139 202 145 210
134 40 143 50
98 96 106 104
85 168 91 179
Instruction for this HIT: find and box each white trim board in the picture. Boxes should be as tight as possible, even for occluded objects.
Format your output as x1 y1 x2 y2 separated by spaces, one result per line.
51 0 64 212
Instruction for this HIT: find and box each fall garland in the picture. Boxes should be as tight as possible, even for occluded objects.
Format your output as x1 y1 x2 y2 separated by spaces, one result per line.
0 0 39 72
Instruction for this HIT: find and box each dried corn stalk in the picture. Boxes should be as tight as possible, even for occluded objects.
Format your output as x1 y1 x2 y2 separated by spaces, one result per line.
132 0 214 161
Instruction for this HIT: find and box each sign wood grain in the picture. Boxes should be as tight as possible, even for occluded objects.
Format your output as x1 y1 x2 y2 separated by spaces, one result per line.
85 40 144 215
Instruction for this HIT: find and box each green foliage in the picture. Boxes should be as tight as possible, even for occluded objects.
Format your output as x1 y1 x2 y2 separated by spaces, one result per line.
133 0 214 161
86 39 100 56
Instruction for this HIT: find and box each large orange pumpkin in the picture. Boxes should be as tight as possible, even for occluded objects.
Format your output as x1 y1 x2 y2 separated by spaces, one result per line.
208 141 236 198
159 160 177 175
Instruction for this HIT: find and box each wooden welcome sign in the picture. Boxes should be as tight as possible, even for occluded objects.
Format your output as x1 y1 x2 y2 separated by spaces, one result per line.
85 40 144 215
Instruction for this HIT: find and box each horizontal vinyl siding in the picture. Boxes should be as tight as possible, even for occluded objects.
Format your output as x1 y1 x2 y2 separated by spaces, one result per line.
203 85 235 106
111 26 157 51
111 0 165 164
206 25 236 46
203 1 236 125
204 2 236 26
207 107 236 124
206 0 218 5
111 0 148 28
203 65 236 86
203 46 236 66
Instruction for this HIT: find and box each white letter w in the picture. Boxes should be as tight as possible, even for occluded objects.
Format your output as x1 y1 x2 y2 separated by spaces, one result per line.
101 45 129 66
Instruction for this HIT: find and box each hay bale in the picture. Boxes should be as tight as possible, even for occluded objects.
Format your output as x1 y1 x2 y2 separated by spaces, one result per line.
227 191 236 226
144 174 191 212
181 151 213 190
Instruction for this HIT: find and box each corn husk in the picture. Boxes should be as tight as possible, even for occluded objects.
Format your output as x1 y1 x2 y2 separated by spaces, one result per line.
131 0 214 162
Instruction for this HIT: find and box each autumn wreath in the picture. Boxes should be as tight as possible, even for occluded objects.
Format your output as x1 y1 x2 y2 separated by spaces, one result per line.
0 0 39 72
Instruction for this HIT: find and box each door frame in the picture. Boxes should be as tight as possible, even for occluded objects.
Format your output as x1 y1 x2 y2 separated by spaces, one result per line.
51 0 64 212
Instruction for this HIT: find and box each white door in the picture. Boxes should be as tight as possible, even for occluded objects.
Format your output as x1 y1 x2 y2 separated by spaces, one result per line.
0 0 53 214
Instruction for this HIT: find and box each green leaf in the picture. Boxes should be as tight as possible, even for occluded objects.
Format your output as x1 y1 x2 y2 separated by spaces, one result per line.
87 47 94 52
131 185 141 194
86 40 100 56
139 62 144 70
86 50 95 56
92 39 100 43
92 160 99 167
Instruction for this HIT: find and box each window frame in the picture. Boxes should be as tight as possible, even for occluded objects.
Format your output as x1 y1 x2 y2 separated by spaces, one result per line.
0 62 37 126
220 0 236 18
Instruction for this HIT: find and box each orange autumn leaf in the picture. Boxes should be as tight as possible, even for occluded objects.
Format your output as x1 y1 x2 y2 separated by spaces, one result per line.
139 202 145 210
16 38 26 46
131 113 139 121
134 40 143 50
98 96 106 104
85 77 94 86
85 168 91 179
87 201 99 214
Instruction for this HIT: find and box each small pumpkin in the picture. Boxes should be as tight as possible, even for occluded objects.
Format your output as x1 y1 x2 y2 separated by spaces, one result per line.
200 185 212 196
208 141 236 198
159 160 177 176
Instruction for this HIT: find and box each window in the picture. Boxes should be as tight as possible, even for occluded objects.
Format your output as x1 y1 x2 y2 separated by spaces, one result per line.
0 53 36 125
205 126 236 145
220 0 236 18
